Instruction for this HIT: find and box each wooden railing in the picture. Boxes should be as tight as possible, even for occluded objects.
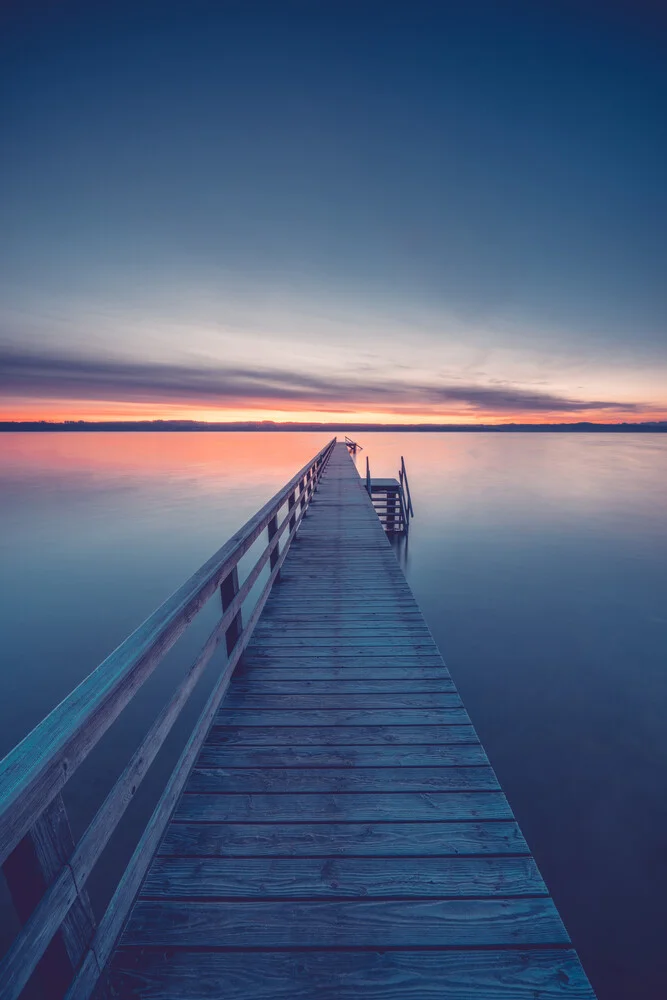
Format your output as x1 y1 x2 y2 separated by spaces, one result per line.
0 438 336 1000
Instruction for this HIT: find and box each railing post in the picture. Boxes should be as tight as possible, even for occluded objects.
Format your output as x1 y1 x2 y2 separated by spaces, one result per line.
366 456 371 495
267 513 280 583
220 566 242 655
2 793 96 999
288 490 296 531
299 476 307 516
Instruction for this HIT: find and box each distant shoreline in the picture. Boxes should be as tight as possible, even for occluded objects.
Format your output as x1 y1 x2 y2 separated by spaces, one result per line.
2 420 666 433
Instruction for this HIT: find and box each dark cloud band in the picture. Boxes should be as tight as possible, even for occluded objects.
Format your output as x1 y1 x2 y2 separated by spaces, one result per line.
0 347 640 415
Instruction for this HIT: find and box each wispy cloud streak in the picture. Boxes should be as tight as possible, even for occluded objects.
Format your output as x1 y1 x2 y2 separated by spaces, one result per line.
0 348 641 416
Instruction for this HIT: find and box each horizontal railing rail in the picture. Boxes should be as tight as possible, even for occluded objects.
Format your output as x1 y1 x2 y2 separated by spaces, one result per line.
0 437 336 1000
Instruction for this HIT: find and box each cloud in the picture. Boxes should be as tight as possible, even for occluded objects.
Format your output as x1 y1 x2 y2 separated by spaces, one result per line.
0 346 641 416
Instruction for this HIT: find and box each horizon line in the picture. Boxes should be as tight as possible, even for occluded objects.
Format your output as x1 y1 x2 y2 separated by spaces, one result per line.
2 419 667 432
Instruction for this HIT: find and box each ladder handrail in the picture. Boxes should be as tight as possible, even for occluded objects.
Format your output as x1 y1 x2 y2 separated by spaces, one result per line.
400 456 414 518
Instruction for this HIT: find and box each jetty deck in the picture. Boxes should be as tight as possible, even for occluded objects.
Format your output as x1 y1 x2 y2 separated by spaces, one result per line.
0 441 596 999
105 444 595 998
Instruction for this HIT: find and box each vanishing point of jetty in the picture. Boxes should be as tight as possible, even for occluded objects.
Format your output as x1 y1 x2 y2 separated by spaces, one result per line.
0 440 596 998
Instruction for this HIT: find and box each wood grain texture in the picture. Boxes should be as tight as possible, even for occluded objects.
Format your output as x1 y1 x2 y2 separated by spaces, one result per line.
214 709 471 725
174 791 514 822
230 677 457 691
141 856 546 899
196 744 487 768
20 793 96 967
207 725 480 745
186 766 500 794
104 948 596 999
240 655 447 666
221 692 463 710
158 820 529 857
123 897 569 948
234 667 450 679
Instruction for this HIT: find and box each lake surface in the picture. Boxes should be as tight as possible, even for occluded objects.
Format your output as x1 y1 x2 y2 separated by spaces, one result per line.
1 431 666 998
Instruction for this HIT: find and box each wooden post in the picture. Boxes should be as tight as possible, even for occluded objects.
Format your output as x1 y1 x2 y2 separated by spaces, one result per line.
220 566 242 655
288 490 296 532
365 456 371 495
2 793 96 999
299 477 307 516
267 514 280 583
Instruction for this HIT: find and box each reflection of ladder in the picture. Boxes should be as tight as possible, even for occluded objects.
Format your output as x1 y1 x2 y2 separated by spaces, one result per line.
365 455 414 535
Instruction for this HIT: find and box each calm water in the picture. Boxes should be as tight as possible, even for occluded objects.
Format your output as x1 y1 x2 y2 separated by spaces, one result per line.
1 431 666 998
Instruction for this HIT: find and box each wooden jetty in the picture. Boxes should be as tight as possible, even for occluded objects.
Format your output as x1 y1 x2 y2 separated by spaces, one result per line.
0 440 596 999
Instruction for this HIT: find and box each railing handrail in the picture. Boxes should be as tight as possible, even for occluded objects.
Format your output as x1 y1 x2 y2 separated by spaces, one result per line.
0 437 336 865
0 437 336 999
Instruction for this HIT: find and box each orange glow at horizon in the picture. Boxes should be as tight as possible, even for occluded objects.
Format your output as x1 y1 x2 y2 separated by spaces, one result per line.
1 395 666 425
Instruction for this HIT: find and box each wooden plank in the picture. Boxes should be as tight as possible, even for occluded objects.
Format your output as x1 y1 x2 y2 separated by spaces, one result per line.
229 678 457 692
187 766 499 794
234 667 452 680
207 725 479 745
264 592 423 600
240 655 447 665
141 856 546 899
248 627 433 636
255 608 427 619
158 820 529 857
122 897 569 947
214 709 471 726
175 791 514 822
248 641 440 652
197 745 487 768
104 948 597 1000
221 693 462 710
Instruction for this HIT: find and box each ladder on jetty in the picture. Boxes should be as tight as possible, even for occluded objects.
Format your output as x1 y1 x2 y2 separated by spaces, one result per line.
365 454 414 535
0 441 596 999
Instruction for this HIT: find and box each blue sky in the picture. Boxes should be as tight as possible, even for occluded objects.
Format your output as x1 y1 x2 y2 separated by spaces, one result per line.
2 0 666 421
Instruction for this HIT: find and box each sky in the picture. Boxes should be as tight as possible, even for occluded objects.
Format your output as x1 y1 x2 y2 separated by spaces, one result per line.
1 0 666 424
